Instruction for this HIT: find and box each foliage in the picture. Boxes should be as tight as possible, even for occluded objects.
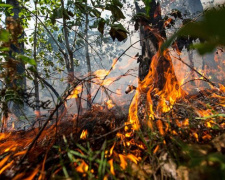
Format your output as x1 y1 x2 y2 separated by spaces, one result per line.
109 23 129 41
0 0 129 118
162 5 225 55
142 0 152 14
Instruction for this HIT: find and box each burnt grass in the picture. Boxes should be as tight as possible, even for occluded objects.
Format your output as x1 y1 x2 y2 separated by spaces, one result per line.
0 88 225 179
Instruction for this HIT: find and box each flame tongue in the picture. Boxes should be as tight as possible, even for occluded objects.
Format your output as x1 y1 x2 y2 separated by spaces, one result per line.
80 129 88 139
128 49 184 130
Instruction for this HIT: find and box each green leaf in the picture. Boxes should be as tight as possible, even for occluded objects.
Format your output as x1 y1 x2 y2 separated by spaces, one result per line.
98 18 106 35
0 3 13 8
91 9 101 18
5 89 23 104
0 29 10 42
212 125 220 130
106 4 125 21
190 42 217 55
162 6 225 55
196 113 225 120
112 0 123 8
143 0 152 14
69 150 87 159
109 23 128 41
63 10 70 20
67 152 75 162
18 55 36 66
75 1 85 13
50 7 67 24
0 47 10 52
133 12 150 21
0 53 8 57
67 10 74 17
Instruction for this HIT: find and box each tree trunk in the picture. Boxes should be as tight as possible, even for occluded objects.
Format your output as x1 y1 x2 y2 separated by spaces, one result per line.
61 0 74 84
130 0 183 131
85 2 92 109
136 1 168 89
33 0 40 118
6 0 26 118
61 0 82 114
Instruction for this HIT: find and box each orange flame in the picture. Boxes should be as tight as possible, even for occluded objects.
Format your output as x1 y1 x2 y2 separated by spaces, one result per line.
192 132 199 142
108 159 115 175
76 160 89 173
128 26 184 131
153 145 160 154
119 154 127 170
202 134 212 141
80 129 88 139
112 58 118 70
118 154 140 170
11 122 15 130
164 18 173 28
156 120 165 136
0 155 10 170
67 85 82 99
34 110 41 119
106 100 115 109
0 160 14 175
94 69 109 79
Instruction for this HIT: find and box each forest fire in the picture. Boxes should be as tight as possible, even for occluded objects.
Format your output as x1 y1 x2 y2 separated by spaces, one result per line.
0 0 225 179
0 25 224 180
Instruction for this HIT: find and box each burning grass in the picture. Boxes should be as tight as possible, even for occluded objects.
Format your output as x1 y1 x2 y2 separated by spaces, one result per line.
0 86 225 179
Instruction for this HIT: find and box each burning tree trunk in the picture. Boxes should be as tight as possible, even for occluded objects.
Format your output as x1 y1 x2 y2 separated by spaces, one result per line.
130 1 184 130
135 0 174 90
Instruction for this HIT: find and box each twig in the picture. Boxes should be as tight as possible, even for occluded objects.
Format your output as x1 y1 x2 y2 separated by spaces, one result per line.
17 80 81 167
170 53 218 88
91 35 153 103
181 78 211 87
90 123 130 141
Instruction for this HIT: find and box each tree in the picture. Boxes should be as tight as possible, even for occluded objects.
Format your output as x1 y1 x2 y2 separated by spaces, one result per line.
162 3 225 85
129 0 184 130
5 0 25 117
33 0 40 118
166 0 204 86
37 0 128 109
84 0 92 109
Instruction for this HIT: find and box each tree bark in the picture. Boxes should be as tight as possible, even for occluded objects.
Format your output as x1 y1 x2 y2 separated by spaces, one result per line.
61 0 74 83
33 0 40 118
6 0 26 117
61 0 82 114
132 0 183 130
85 1 92 109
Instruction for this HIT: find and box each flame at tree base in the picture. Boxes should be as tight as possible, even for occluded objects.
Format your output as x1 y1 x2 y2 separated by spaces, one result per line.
129 48 185 131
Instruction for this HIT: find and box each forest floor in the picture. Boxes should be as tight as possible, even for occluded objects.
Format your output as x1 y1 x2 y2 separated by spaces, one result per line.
0 88 225 179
